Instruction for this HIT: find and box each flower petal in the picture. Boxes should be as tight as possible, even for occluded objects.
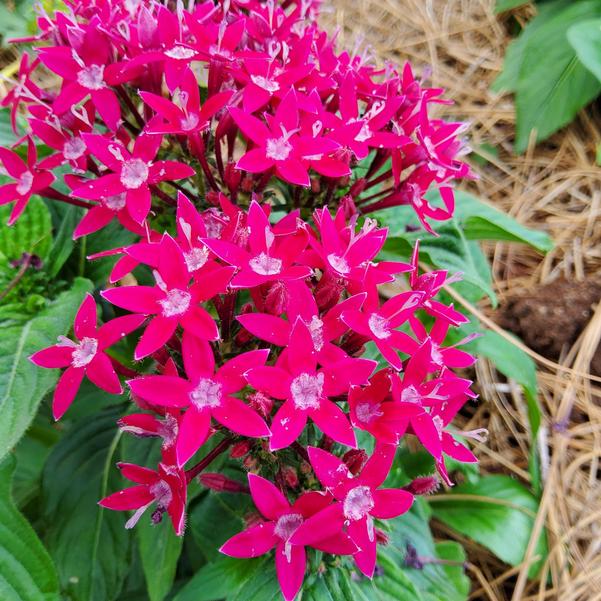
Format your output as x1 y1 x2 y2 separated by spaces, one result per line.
213 396 271 438
275 542 306 601
248 473 289 520
175 407 211 466
371 488 414 519
53 366 85 420
220 522 278 558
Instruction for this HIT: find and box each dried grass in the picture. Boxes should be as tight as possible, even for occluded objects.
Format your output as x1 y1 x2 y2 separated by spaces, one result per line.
322 0 601 598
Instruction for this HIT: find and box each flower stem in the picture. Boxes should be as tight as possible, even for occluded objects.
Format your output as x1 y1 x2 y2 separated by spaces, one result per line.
185 437 234 482
0 253 31 302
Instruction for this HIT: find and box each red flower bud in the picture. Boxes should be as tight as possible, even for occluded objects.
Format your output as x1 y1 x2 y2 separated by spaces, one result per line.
281 466 299 489
342 449 368 475
198 473 249 493
230 441 252 458
247 391 274 418
264 281 289 315
314 273 343 312
375 528 389 545
403 475 439 496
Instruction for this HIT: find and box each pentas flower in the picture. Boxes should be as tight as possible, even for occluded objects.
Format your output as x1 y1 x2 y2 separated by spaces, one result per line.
290 445 414 577
229 89 346 187
203 200 311 289
30 294 144 419
221 474 357 601
140 69 233 136
100 460 187 535
341 290 425 370
38 23 123 130
102 235 235 359
128 334 271 466
72 132 195 224
246 319 375 450
0 140 54 224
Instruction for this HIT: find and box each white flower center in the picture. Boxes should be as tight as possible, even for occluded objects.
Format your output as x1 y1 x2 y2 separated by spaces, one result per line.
307 316 324 352
165 45 196 60
63 136 87 160
16 171 34 196
343 485 374 521
327 253 350 275
159 289 191 317
368 314 391 339
432 414 444 438
251 75 280 93
180 113 200 131
355 402 383 424
431 345 444 366
400 385 422 404
265 136 292 161
355 121 372 142
71 337 98 368
184 247 209 272
77 64 105 90
274 513 303 541
120 158 149 190
150 479 172 507
290 372 323 410
104 192 127 211
249 252 282 276
189 378 222 409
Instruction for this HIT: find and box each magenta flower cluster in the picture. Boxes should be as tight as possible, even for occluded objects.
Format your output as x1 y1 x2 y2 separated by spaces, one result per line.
1 0 478 598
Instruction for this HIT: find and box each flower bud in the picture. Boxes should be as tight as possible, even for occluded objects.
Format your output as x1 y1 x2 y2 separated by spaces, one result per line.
375 528 389 545
403 475 439 496
281 466 299 489
224 160 242 195
314 273 343 312
198 472 249 493
342 449 368 475
264 281 288 315
230 441 252 458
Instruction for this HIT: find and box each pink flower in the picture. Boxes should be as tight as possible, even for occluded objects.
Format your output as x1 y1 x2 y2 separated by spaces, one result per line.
140 69 233 136
220 473 357 601
128 334 271 466
290 445 414 577
102 235 234 360
203 200 311 289
0 140 55 224
341 290 424 370
38 24 122 130
246 318 376 450
99 460 187 535
72 132 194 224
30 294 145 419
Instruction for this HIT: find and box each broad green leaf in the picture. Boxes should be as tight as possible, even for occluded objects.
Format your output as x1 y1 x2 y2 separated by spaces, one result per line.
568 18 601 82
173 556 274 601
430 475 547 578
0 196 53 260
495 0 530 12
492 0 579 93
452 190 553 252
371 499 469 601
514 1 601 152
0 456 60 601
383 221 496 305
45 203 83 278
471 330 540 437
42 406 131 601
0 277 92 461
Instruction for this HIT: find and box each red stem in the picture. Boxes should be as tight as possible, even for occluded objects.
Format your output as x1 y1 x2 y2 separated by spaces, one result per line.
185 437 234 482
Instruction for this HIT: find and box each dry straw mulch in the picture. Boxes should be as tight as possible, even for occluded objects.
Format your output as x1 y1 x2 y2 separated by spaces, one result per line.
322 0 601 599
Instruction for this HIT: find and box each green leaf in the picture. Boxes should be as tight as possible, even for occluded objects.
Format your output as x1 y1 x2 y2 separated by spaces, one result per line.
0 108 26 147
492 0 579 93
383 221 496 305
0 196 53 261
45 203 83 278
371 499 469 601
42 406 131 601
514 1 601 152
430 475 547 578
173 556 276 601
452 190 553 252
494 0 530 12
0 277 92 462
472 330 541 437
0 455 60 601
568 18 601 82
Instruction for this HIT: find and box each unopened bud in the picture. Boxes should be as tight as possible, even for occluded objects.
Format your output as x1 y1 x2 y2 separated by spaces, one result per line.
230 441 252 458
224 160 241 195
314 273 343 312
206 190 220 206
198 472 249 493
342 449 368 475
311 177 321 194
281 466 299 489
349 178 367 198
340 194 358 219
340 331 370 357
299 461 312 475
241 175 254 193
403 475 439 496
375 528 389 545
243 455 258 470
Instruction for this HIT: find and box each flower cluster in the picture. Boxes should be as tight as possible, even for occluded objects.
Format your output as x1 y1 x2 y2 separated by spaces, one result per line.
4 0 478 599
